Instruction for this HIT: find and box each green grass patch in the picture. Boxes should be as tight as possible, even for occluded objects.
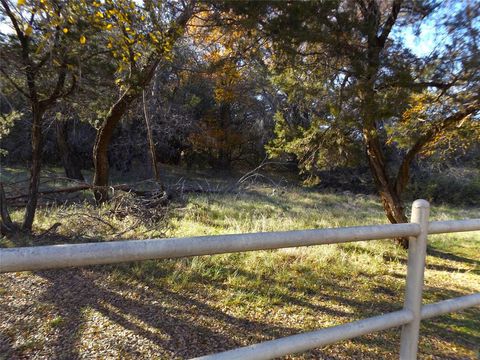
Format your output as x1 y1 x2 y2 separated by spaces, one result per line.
1 171 479 358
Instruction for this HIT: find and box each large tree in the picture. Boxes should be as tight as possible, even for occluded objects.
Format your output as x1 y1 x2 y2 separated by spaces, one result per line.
89 0 196 202
0 0 82 231
223 0 480 245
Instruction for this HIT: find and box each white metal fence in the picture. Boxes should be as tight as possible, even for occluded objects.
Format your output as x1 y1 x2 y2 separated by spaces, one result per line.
1 199 479 359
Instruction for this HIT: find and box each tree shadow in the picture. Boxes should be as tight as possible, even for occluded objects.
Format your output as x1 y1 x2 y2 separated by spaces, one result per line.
382 253 478 274
2 262 478 359
0 332 16 360
123 262 410 357
2 232 479 359
33 267 302 359
427 247 479 267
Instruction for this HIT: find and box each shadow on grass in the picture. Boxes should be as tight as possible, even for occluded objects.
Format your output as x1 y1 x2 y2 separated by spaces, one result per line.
0 333 15 360
28 267 299 359
342 244 478 274
1 230 478 359
427 247 480 267
0 231 109 249
1 261 478 359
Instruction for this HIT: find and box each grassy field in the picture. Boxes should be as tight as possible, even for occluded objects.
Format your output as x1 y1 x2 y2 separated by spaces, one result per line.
1 166 479 359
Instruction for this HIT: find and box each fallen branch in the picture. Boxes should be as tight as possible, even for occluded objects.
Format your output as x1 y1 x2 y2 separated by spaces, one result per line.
5 183 145 200
6 184 92 200
5 178 232 203
38 222 62 237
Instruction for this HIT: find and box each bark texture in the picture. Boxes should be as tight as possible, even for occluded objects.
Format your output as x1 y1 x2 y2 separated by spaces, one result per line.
22 106 44 231
93 90 139 203
0 182 16 235
360 1 409 247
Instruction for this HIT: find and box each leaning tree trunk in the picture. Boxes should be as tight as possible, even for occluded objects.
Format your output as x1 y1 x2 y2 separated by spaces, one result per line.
93 58 161 204
356 6 410 248
364 133 409 248
142 90 162 184
93 90 138 203
22 106 44 231
55 119 84 181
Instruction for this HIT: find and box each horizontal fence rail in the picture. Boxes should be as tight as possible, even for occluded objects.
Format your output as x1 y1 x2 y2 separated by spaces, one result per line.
193 293 480 360
1 220 479 273
421 293 480 320
0 200 479 359
0 223 420 272
428 219 480 234
194 310 415 360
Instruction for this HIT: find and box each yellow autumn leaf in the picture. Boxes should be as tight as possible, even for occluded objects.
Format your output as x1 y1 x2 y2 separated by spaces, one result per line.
149 33 158 43
80 35 86 44
17 0 25 6
24 25 33 36
62 28 68 34
106 24 113 29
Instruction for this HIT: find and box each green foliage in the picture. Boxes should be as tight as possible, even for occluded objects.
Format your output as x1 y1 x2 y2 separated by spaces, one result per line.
0 110 21 157
266 109 362 184
82 0 180 89
386 92 480 157
408 167 480 206
225 0 480 217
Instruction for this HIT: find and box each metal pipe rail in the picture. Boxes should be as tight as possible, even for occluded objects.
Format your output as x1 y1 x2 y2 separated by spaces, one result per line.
193 294 480 360
195 310 416 360
1 220 479 274
0 200 479 359
1 223 420 272
428 219 480 234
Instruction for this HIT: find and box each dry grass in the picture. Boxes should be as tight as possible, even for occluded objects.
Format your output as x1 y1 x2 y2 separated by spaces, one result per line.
1 172 479 359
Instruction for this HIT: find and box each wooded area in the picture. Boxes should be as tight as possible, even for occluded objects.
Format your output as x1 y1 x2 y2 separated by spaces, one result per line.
1 1 480 358
1 0 479 238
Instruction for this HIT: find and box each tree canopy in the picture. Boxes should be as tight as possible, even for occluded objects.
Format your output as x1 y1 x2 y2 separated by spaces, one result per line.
1 0 479 239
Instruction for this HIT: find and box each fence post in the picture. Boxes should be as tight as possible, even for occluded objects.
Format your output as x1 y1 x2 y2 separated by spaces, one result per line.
400 199 430 359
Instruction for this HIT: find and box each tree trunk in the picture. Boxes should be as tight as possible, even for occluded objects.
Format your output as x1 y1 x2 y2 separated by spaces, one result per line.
216 102 232 170
93 90 138 203
55 119 84 181
357 4 409 247
364 132 409 248
91 4 194 202
93 58 163 203
0 182 16 235
142 90 162 184
22 106 44 231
